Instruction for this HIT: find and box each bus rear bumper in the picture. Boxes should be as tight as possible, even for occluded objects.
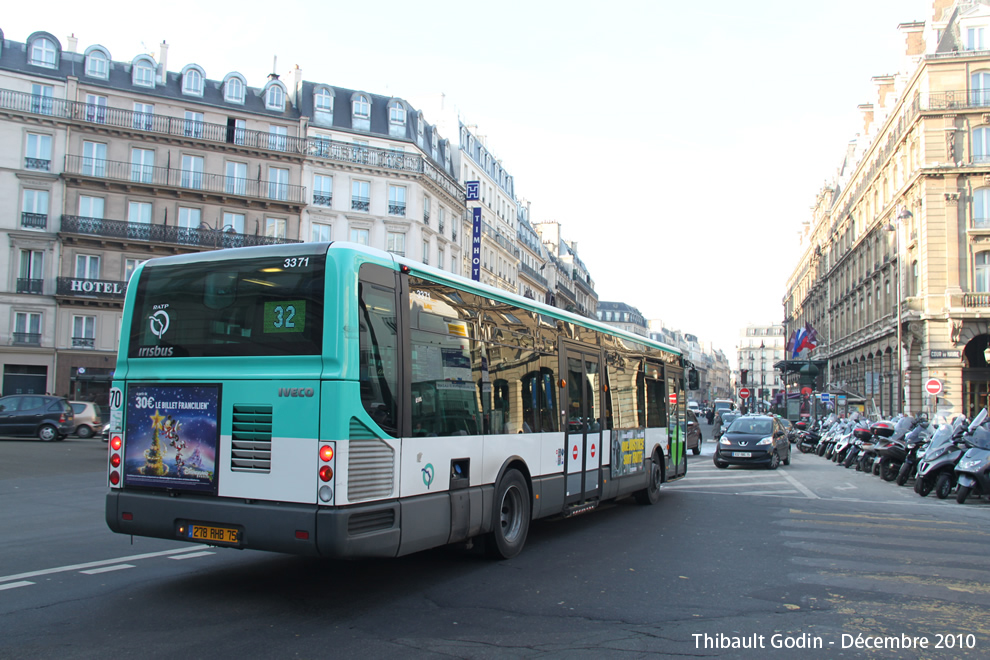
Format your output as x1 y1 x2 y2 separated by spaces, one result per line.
106 491 401 558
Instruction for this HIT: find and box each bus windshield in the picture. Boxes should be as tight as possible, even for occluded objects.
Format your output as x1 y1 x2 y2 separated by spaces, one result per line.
128 253 325 358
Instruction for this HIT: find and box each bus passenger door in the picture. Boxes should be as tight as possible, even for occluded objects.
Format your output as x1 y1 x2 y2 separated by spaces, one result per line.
563 346 602 505
668 375 687 478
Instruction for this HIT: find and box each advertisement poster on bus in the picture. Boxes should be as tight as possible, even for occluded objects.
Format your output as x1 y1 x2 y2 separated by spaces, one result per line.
123 383 220 493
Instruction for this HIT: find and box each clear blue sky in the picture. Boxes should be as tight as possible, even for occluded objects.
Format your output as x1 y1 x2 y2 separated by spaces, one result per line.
4 0 934 364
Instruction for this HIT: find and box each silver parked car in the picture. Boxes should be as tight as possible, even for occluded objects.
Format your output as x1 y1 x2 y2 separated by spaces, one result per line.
69 401 103 438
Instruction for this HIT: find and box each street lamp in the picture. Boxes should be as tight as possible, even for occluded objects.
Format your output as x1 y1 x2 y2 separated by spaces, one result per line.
886 207 912 414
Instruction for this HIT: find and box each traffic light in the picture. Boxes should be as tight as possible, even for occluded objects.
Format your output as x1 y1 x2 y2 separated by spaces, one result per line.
741 369 748 386
688 368 699 390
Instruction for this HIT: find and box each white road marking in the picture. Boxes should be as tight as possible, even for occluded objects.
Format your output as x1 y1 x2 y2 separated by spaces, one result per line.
780 471 820 499
80 564 135 575
169 551 215 560
0 581 34 591
0 546 207 584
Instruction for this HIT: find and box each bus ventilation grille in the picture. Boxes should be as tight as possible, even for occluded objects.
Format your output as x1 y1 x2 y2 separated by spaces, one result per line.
347 509 395 536
347 418 394 501
230 405 273 473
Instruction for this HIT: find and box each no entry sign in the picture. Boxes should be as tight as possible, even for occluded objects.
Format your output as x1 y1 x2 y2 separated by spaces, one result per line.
739 388 751 399
925 378 942 396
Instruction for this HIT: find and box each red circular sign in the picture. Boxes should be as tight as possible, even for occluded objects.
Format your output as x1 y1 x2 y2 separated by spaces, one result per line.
668 393 677 405
591 444 596 458
801 387 812 396
739 388 751 399
925 378 943 396
572 445 579 460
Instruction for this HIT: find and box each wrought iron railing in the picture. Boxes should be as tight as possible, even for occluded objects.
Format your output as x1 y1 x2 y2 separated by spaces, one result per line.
16 278 44 294
21 212 48 229
351 196 370 212
556 281 575 301
61 215 300 248
64 155 306 204
72 337 95 349
389 203 406 217
423 210 431 225
25 157 50 171
313 193 332 206
13 332 41 345
519 261 548 287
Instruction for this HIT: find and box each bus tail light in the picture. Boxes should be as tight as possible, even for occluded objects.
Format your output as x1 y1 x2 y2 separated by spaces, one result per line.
108 433 124 489
318 442 335 504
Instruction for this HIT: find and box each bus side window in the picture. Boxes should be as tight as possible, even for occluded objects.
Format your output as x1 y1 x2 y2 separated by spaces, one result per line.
358 273 398 436
540 364 558 433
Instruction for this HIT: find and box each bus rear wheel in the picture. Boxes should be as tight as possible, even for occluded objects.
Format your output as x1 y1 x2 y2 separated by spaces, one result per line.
486 469 530 560
635 449 663 505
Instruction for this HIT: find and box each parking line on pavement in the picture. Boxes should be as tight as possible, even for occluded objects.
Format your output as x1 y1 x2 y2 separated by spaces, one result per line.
0 581 34 591
80 564 135 575
169 551 215 560
780 471 820 499
0 546 206 584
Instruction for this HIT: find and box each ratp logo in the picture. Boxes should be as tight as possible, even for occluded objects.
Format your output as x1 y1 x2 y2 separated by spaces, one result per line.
421 463 434 489
149 310 170 339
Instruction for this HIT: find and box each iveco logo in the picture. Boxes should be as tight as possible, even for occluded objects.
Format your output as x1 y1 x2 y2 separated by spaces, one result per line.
278 387 315 397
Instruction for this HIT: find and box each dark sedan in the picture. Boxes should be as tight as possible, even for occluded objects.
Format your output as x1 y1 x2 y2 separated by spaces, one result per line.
713 414 790 469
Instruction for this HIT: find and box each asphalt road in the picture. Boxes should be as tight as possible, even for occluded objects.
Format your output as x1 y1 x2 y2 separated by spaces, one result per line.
2 426 989 659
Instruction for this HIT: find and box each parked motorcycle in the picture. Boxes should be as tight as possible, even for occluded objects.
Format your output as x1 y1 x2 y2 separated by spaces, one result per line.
895 422 935 486
875 414 928 481
955 408 990 504
915 414 968 498
856 419 897 474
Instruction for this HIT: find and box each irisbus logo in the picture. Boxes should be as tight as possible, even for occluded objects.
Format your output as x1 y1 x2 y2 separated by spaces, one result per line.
278 387 315 397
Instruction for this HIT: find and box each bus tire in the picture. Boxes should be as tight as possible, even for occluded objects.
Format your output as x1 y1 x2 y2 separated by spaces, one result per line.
635 449 663 505
486 469 530 560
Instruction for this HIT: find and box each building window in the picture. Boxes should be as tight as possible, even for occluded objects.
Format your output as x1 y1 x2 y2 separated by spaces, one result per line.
222 212 245 233
31 83 54 115
78 195 105 219
437 248 444 270
387 231 405 256
130 148 155 183
353 94 370 119
977 188 990 227
388 101 405 125
25 133 52 171
225 76 245 103
72 315 96 349
423 196 431 224
128 201 152 225
269 167 289 201
85 50 108 78
351 180 370 212
133 102 154 130
225 161 247 195
312 222 331 242
133 58 155 87
314 88 333 113
977 252 990 292
30 37 57 68
82 141 107 177
969 26 986 51
422 240 429 265
85 94 107 124
266 84 285 111
18 250 45 294
265 217 286 239
313 174 333 206
14 312 42 345
268 125 288 151
181 155 204 189
22 189 49 229
231 118 246 145
388 185 406 216
182 67 204 95
177 207 201 244
974 127 990 163
125 258 148 281
350 228 370 245
438 206 445 233
75 254 100 280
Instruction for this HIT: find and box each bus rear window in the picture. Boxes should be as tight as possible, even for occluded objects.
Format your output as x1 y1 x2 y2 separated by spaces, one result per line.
128 255 325 358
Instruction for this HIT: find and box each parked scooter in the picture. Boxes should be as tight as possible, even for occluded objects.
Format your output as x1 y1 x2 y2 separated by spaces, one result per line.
842 420 876 468
895 421 935 486
955 408 990 504
915 414 968 498
857 419 897 474
875 414 929 481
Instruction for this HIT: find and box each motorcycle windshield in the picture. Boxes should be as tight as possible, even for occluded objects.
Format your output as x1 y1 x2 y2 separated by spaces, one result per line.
968 426 990 450
921 423 956 460
891 416 915 441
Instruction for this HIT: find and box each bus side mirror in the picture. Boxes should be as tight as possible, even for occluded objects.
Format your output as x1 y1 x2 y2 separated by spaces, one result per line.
688 369 699 390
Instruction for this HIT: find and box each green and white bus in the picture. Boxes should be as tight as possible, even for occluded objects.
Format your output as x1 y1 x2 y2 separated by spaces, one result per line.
105 242 687 559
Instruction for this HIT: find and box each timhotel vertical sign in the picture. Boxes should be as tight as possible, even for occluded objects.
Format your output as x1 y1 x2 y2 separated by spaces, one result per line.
466 181 481 281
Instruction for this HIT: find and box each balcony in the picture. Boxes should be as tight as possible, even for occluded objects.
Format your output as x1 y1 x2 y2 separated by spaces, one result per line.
351 196 370 212
21 212 48 229
61 215 300 248
16 278 44 294
313 193 332 206
0 88 309 155
389 202 406 217
72 337 95 349
519 261 548 287
13 332 41 346
64 155 306 204
423 210 431 225
964 292 990 308
57 277 127 301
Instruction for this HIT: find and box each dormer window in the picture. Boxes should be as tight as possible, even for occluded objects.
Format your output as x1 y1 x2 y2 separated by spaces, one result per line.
970 26 987 50
314 88 333 113
224 74 245 103
388 101 405 125
30 37 57 68
431 131 438 155
266 83 285 111
182 66 204 96
133 57 155 87
418 115 424 138
353 94 370 119
85 48 109 78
